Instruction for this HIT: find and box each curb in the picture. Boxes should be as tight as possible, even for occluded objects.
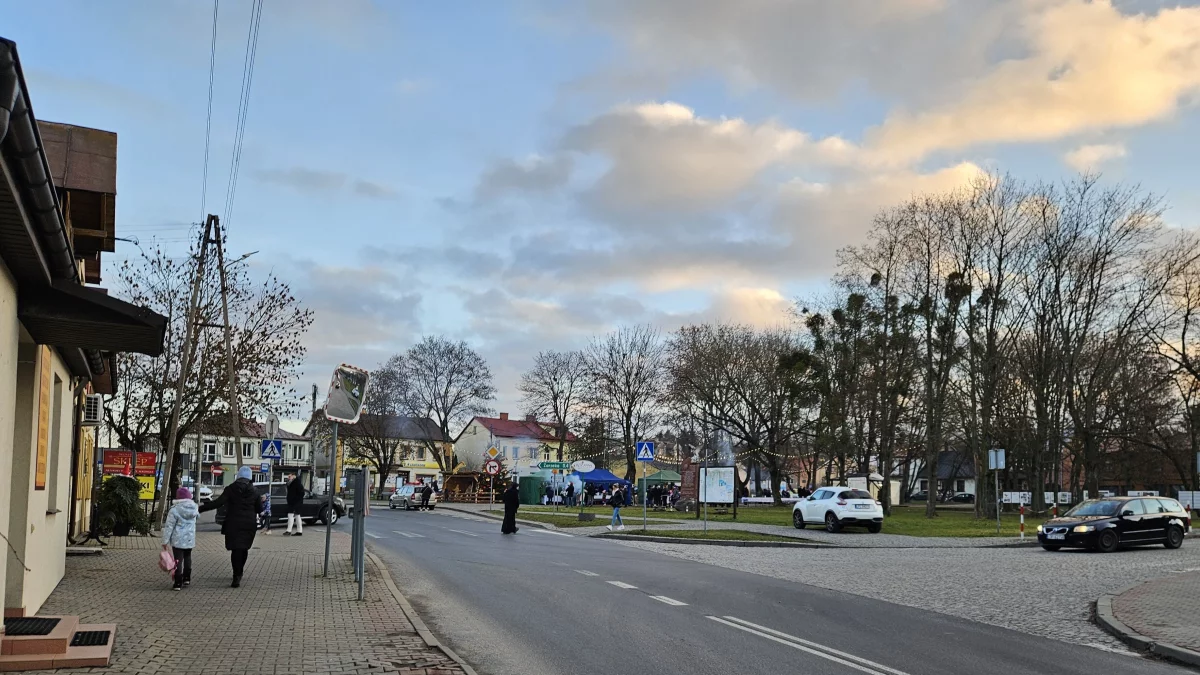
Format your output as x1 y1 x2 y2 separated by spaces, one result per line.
438 505 559 530
592 533 830 548
365 549 480 675
1096 583 1200 670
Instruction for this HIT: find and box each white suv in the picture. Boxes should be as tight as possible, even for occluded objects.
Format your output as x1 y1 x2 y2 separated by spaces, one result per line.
793 487 884 533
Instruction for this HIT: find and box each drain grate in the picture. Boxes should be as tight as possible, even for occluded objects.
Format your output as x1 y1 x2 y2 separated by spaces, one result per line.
70 630 111 647
3 617 61 636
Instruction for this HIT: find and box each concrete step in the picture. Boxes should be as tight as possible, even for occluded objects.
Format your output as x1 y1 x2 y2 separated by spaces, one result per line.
1 615 79 655
0 622 115 671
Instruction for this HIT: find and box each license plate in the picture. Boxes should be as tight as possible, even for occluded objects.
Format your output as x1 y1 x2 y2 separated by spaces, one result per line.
1047 533 1065 540
855 504 871 509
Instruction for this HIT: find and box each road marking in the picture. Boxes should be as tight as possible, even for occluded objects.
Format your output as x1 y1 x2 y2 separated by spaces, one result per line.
527 529 573 537
392 531 425 538
365 533 381 539
708 616 909 675
649 595 687 606
574 570 599 577
607 581 637 589
447 529 479 537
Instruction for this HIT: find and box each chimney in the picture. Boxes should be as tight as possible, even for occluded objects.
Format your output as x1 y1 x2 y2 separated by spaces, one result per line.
499 412 509 421
526 414 536 422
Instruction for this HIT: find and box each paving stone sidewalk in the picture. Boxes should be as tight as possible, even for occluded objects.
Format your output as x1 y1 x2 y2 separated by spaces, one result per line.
1113 569 1200 653
29 527 467 675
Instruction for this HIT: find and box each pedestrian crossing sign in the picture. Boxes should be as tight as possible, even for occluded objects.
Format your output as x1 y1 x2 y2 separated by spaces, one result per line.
636 441 655 461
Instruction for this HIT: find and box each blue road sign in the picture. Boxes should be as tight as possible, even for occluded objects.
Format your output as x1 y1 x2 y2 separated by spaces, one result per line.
260 438 283 460
260 462 270 473
636 441 655 461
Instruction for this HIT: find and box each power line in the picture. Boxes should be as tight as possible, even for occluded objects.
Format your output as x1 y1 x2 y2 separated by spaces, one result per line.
222 0 264 231
199 0 220 221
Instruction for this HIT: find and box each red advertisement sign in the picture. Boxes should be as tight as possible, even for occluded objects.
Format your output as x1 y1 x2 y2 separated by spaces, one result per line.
103 450 157 476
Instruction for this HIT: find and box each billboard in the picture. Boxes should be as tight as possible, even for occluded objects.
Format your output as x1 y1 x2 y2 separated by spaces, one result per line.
103 450 157 476
699 467 736 504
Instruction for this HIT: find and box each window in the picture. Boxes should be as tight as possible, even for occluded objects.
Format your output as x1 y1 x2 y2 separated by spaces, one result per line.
955 480 965 493
839 490 873 500
1157 498 1183 513
416 446 426 461
291 444 304 461
1125 500 1148 516
919 480 928 491
223 441 234 458
500 446 507 458
528 447 537 459
203 441 217 462
242 442 253 458
543 447 551 461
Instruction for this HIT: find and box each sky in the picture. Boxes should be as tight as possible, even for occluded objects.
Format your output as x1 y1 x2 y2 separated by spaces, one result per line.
6 0 1200 430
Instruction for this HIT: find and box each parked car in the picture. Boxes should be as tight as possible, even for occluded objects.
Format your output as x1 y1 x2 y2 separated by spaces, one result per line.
792 487 884 533
909 490 928 502
949 492 974 504
215 482 345 526
389 485 438 511
1037 496 1190 552
179 480 213 504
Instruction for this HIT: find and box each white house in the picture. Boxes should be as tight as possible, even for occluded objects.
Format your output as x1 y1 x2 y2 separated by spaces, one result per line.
454 413 576 476
181 417 311 486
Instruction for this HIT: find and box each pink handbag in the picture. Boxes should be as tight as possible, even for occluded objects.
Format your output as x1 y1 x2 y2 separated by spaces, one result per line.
158 549 176 575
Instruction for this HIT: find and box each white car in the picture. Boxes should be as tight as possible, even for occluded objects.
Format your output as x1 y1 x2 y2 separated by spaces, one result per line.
793 487 884 533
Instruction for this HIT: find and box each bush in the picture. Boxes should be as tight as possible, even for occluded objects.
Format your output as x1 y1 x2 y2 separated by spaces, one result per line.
96 476 151 536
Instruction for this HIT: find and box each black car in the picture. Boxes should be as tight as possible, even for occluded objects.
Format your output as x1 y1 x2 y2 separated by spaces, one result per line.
949 492 975 504
909 491 928 502
215 482 346 526
1037 496 1190 552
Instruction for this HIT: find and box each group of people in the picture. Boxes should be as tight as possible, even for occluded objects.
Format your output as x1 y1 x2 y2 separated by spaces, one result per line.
647 483 680 508
160 466 309 591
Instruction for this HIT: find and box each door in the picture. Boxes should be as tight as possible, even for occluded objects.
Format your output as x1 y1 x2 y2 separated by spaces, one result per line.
1138 499 1169 541
1116 499 1150 542
804 490 828 521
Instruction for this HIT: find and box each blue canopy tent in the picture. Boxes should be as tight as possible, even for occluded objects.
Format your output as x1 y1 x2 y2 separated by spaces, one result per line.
573 469 632 505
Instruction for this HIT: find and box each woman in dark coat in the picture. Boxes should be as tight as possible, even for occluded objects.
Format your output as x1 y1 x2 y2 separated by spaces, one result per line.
501 482 520 534
199 466 263 587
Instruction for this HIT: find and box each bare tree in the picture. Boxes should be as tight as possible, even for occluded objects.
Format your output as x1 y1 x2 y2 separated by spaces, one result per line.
519 350 587 461
398 336 496 472
339 360 412 497
585 325 667 481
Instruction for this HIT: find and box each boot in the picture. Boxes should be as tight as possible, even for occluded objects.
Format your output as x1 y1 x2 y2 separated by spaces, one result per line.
231 575 241 588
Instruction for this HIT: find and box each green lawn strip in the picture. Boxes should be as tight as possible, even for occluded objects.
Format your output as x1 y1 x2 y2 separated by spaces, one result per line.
697 505 1030 537
614 529 813 543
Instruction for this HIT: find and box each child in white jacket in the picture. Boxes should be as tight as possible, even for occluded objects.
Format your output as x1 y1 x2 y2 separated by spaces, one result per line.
162 487 200 590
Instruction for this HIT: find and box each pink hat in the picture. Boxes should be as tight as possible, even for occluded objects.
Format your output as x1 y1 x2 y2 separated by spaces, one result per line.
176 487 192 500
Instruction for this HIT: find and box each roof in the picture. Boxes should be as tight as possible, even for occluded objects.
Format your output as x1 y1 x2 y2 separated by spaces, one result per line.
195 416 307 441
339 414 445 443
936 451 975 480
470 415 578 443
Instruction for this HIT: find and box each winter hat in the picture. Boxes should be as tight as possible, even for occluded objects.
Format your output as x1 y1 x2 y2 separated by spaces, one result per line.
237 465 253 481
176 487 192 500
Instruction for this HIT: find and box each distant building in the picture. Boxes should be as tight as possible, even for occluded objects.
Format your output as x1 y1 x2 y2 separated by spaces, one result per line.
454 413 576 475
181 417 312 486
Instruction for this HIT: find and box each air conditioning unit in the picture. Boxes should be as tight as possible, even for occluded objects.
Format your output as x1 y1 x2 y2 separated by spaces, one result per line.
82 394 103 426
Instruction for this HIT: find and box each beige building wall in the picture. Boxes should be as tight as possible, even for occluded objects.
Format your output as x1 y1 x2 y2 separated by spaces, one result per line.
0 259 17 620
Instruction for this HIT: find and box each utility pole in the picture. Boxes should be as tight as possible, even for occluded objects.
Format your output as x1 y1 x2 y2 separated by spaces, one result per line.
156 215 215 527
310 383 317 490
212 218 244 470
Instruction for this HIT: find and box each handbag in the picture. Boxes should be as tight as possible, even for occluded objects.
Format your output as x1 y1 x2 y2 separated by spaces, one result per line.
158 549 176 575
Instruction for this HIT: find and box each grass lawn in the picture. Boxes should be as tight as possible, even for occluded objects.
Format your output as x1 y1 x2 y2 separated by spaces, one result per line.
485 510 684 529
615 529 813 543
692 505 1031 537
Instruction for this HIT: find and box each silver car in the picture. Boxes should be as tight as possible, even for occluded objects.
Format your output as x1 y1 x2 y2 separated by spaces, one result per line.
389 485 437 511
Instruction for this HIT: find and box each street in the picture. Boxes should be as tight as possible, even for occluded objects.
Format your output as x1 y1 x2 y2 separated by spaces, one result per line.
366 509 1190 675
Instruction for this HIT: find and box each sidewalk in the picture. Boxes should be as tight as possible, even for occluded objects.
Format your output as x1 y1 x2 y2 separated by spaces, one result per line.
1104 570 1200 667
29 527 469 675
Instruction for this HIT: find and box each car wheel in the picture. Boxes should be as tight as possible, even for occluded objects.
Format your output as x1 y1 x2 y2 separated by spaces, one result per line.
1095 529 1118 553
320 507 338 526
389 502 396 510
825 512 842 533
867 523 882 534
1041 545 1061 552
792 511 806 529
1165 525 1185 549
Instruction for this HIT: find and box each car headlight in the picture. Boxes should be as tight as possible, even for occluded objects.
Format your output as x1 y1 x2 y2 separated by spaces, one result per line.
1072 525 1094 533
1036 524 1043 533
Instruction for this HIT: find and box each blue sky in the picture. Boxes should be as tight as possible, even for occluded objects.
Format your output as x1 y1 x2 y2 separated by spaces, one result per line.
6 0 1200 425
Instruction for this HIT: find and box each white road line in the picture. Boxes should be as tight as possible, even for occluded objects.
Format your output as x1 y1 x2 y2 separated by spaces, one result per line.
574 570 599 577
606 581 637 589
649 596 687 606
710 616 910 675
365 533 382 539
392 531 425 538
447 529 479 537
527 529 573 537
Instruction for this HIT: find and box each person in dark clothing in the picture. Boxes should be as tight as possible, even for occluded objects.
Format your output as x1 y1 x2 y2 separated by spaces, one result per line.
544 484 554 505
566 482 575 507
285 473 306 536
420 483 433 510
501 483 520 534
199 466 263 587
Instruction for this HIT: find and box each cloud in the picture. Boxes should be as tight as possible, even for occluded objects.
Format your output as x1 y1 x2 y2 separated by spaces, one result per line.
474 155 573 202
257 167 397 199
1063 143 1127 171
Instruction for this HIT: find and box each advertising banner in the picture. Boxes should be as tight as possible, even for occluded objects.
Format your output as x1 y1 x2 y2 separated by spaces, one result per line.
699 467 736 504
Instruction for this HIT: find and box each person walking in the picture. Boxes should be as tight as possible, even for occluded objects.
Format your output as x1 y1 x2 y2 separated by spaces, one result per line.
566 482 575 507
607 485 625 531
501 482 520 534
285 473 305 536
420 482 433 510
161 487 199 591
199 465 263 588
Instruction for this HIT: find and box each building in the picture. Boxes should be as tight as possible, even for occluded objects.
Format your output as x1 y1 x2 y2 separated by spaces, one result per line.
181 416 312 486
1 36 166 621
899 451 977 498
305 412 448 492
454 412 577 475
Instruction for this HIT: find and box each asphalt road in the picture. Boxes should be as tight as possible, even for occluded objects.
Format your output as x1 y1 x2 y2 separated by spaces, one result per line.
366 508 1189 675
